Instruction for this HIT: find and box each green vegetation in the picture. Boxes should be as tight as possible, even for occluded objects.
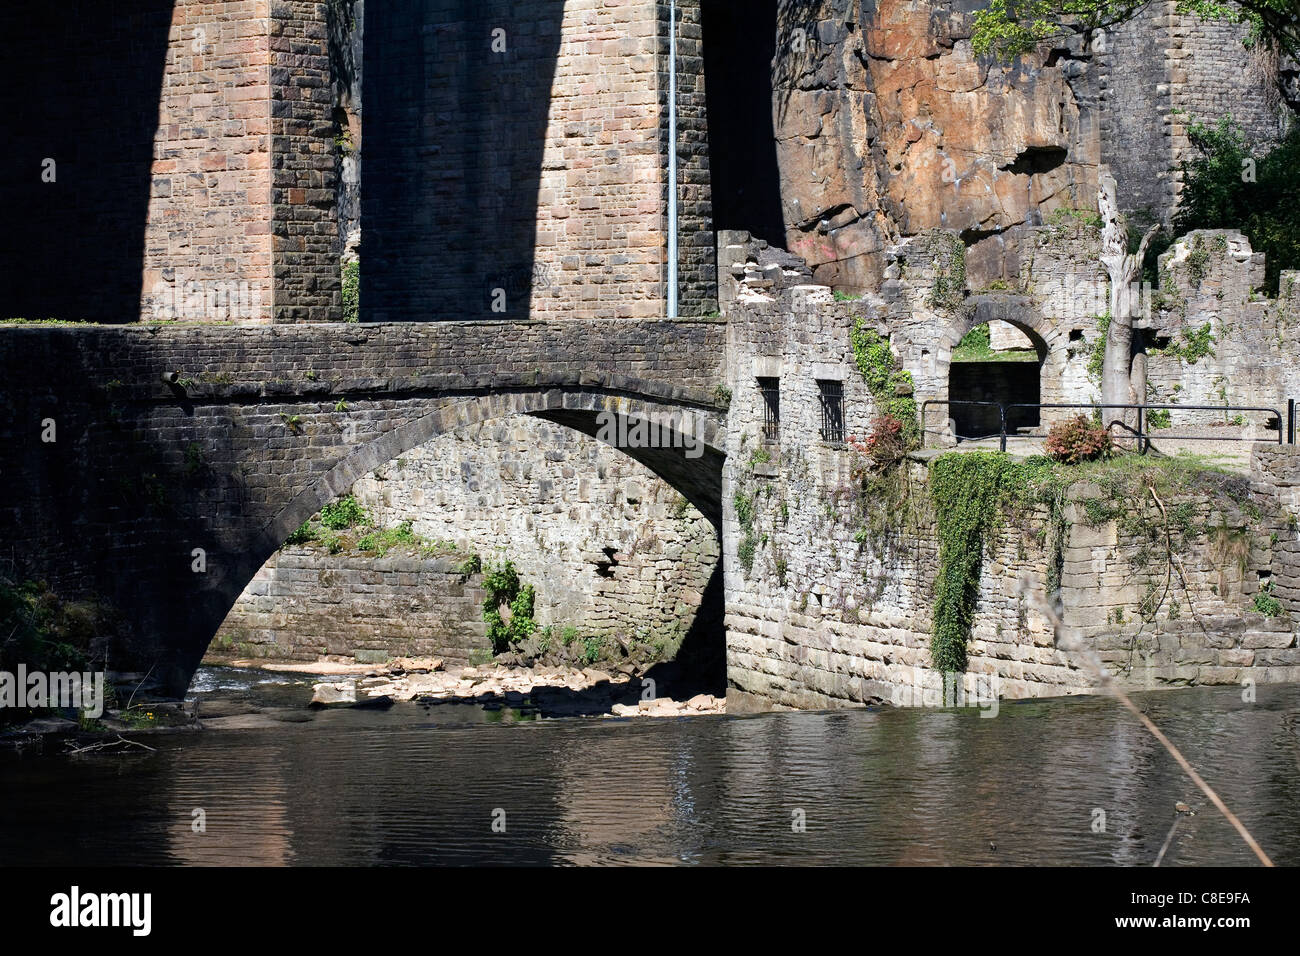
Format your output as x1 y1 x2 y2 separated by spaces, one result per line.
713 384 733 408
1085 312 1111 387
929 452 1043 674
832 290 861 302
482 561 537 654
925 449 1259 675
1146 408 1172 429
342 258 360 323
1253 579 1283 617
320 495 367 530
459 554 483 576
1048 206 1104 231
1168 119 1300 294
285 521 318 545
356 520 418 556
973 1 1298 62
0 576 103 725
850 321 920 447
951 323 1038 363
927 232 967 310
1151 321 1215 365
734 489 759 575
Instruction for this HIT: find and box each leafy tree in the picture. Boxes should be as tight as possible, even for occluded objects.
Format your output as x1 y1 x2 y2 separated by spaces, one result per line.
973 0 1299 61
1172 118 1300 293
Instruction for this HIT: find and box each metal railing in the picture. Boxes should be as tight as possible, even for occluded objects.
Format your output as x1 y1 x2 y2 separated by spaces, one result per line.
919 400 1284 453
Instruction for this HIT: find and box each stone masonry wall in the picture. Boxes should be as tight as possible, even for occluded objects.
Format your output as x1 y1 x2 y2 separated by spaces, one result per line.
217 549 491 663
348 418 719 643
269 1 342 323
1146 231 1300 428
721 273 1300 711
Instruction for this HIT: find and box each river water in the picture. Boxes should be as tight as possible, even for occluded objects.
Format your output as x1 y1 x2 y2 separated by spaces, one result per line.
2 669 1298 866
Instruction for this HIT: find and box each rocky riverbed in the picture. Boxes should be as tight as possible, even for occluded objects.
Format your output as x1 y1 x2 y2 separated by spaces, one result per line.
300 656 726 718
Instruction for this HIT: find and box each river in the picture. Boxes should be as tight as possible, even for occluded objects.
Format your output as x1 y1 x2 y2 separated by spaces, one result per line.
2 669 1297 866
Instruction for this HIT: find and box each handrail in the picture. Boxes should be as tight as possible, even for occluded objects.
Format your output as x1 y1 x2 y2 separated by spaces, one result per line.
919 400 1284 452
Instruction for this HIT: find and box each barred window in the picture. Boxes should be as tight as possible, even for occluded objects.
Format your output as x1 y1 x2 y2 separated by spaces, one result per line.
758 377 780 441
818 379 844 443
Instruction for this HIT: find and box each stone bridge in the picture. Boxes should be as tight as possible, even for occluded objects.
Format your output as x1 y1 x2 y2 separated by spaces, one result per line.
0 320 728 694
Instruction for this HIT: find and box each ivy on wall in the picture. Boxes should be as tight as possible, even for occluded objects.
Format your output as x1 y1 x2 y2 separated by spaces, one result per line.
928 452 1041 674
850 320 919 446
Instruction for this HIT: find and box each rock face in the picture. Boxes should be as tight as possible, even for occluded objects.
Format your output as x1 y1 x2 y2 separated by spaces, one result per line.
774 0 1097 293
769 0 1290 294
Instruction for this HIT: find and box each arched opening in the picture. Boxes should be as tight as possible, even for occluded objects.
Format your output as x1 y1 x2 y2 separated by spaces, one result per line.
947 319 1048 440
199 397 728 704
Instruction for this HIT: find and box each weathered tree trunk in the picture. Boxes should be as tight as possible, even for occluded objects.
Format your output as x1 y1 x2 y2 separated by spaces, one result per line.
1098 170 1160 437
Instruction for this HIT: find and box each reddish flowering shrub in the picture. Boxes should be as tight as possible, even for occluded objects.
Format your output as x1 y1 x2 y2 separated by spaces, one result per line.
848 414 907 473
1045 414 1112 464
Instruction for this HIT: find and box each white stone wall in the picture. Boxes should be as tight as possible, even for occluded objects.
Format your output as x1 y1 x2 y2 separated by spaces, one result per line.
350 417 720 644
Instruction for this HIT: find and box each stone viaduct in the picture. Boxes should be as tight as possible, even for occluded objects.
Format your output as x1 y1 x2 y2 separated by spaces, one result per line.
0 320 727 694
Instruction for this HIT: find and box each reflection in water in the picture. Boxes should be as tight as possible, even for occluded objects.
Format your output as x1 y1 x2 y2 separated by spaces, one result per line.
1 683 1298 866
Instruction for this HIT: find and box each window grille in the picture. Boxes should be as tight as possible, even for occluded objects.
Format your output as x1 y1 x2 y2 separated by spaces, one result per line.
818 380 845 443
758 377 780 441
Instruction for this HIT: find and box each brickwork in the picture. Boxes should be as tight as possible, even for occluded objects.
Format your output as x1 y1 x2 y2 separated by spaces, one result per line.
364 0 715 322
269 2 341 322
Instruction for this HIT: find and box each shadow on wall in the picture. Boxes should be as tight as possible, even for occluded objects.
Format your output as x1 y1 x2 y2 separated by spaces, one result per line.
702 0 785 247
362 0 566 321
1 1 173 323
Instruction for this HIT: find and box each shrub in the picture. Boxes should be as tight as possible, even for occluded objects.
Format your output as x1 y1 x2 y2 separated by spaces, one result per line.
482 560 537 653
848 414 907 472
319 495 366 530
1253 580 1283 617
1045 415 1112 465
342 259 360 322
284 521 318 546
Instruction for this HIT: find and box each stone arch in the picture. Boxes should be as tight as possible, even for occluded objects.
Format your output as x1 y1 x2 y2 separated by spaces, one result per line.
192 387 727 690
928 294 1071 442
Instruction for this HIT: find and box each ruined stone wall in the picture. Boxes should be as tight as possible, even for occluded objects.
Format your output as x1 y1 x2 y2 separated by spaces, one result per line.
1252 444 1300 620
217 549 490 664
721 277 1300 710
1146 231 1300 427
1101 2 1289 223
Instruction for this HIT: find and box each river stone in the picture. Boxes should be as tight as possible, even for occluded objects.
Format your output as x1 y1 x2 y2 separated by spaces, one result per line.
310 681 357 707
